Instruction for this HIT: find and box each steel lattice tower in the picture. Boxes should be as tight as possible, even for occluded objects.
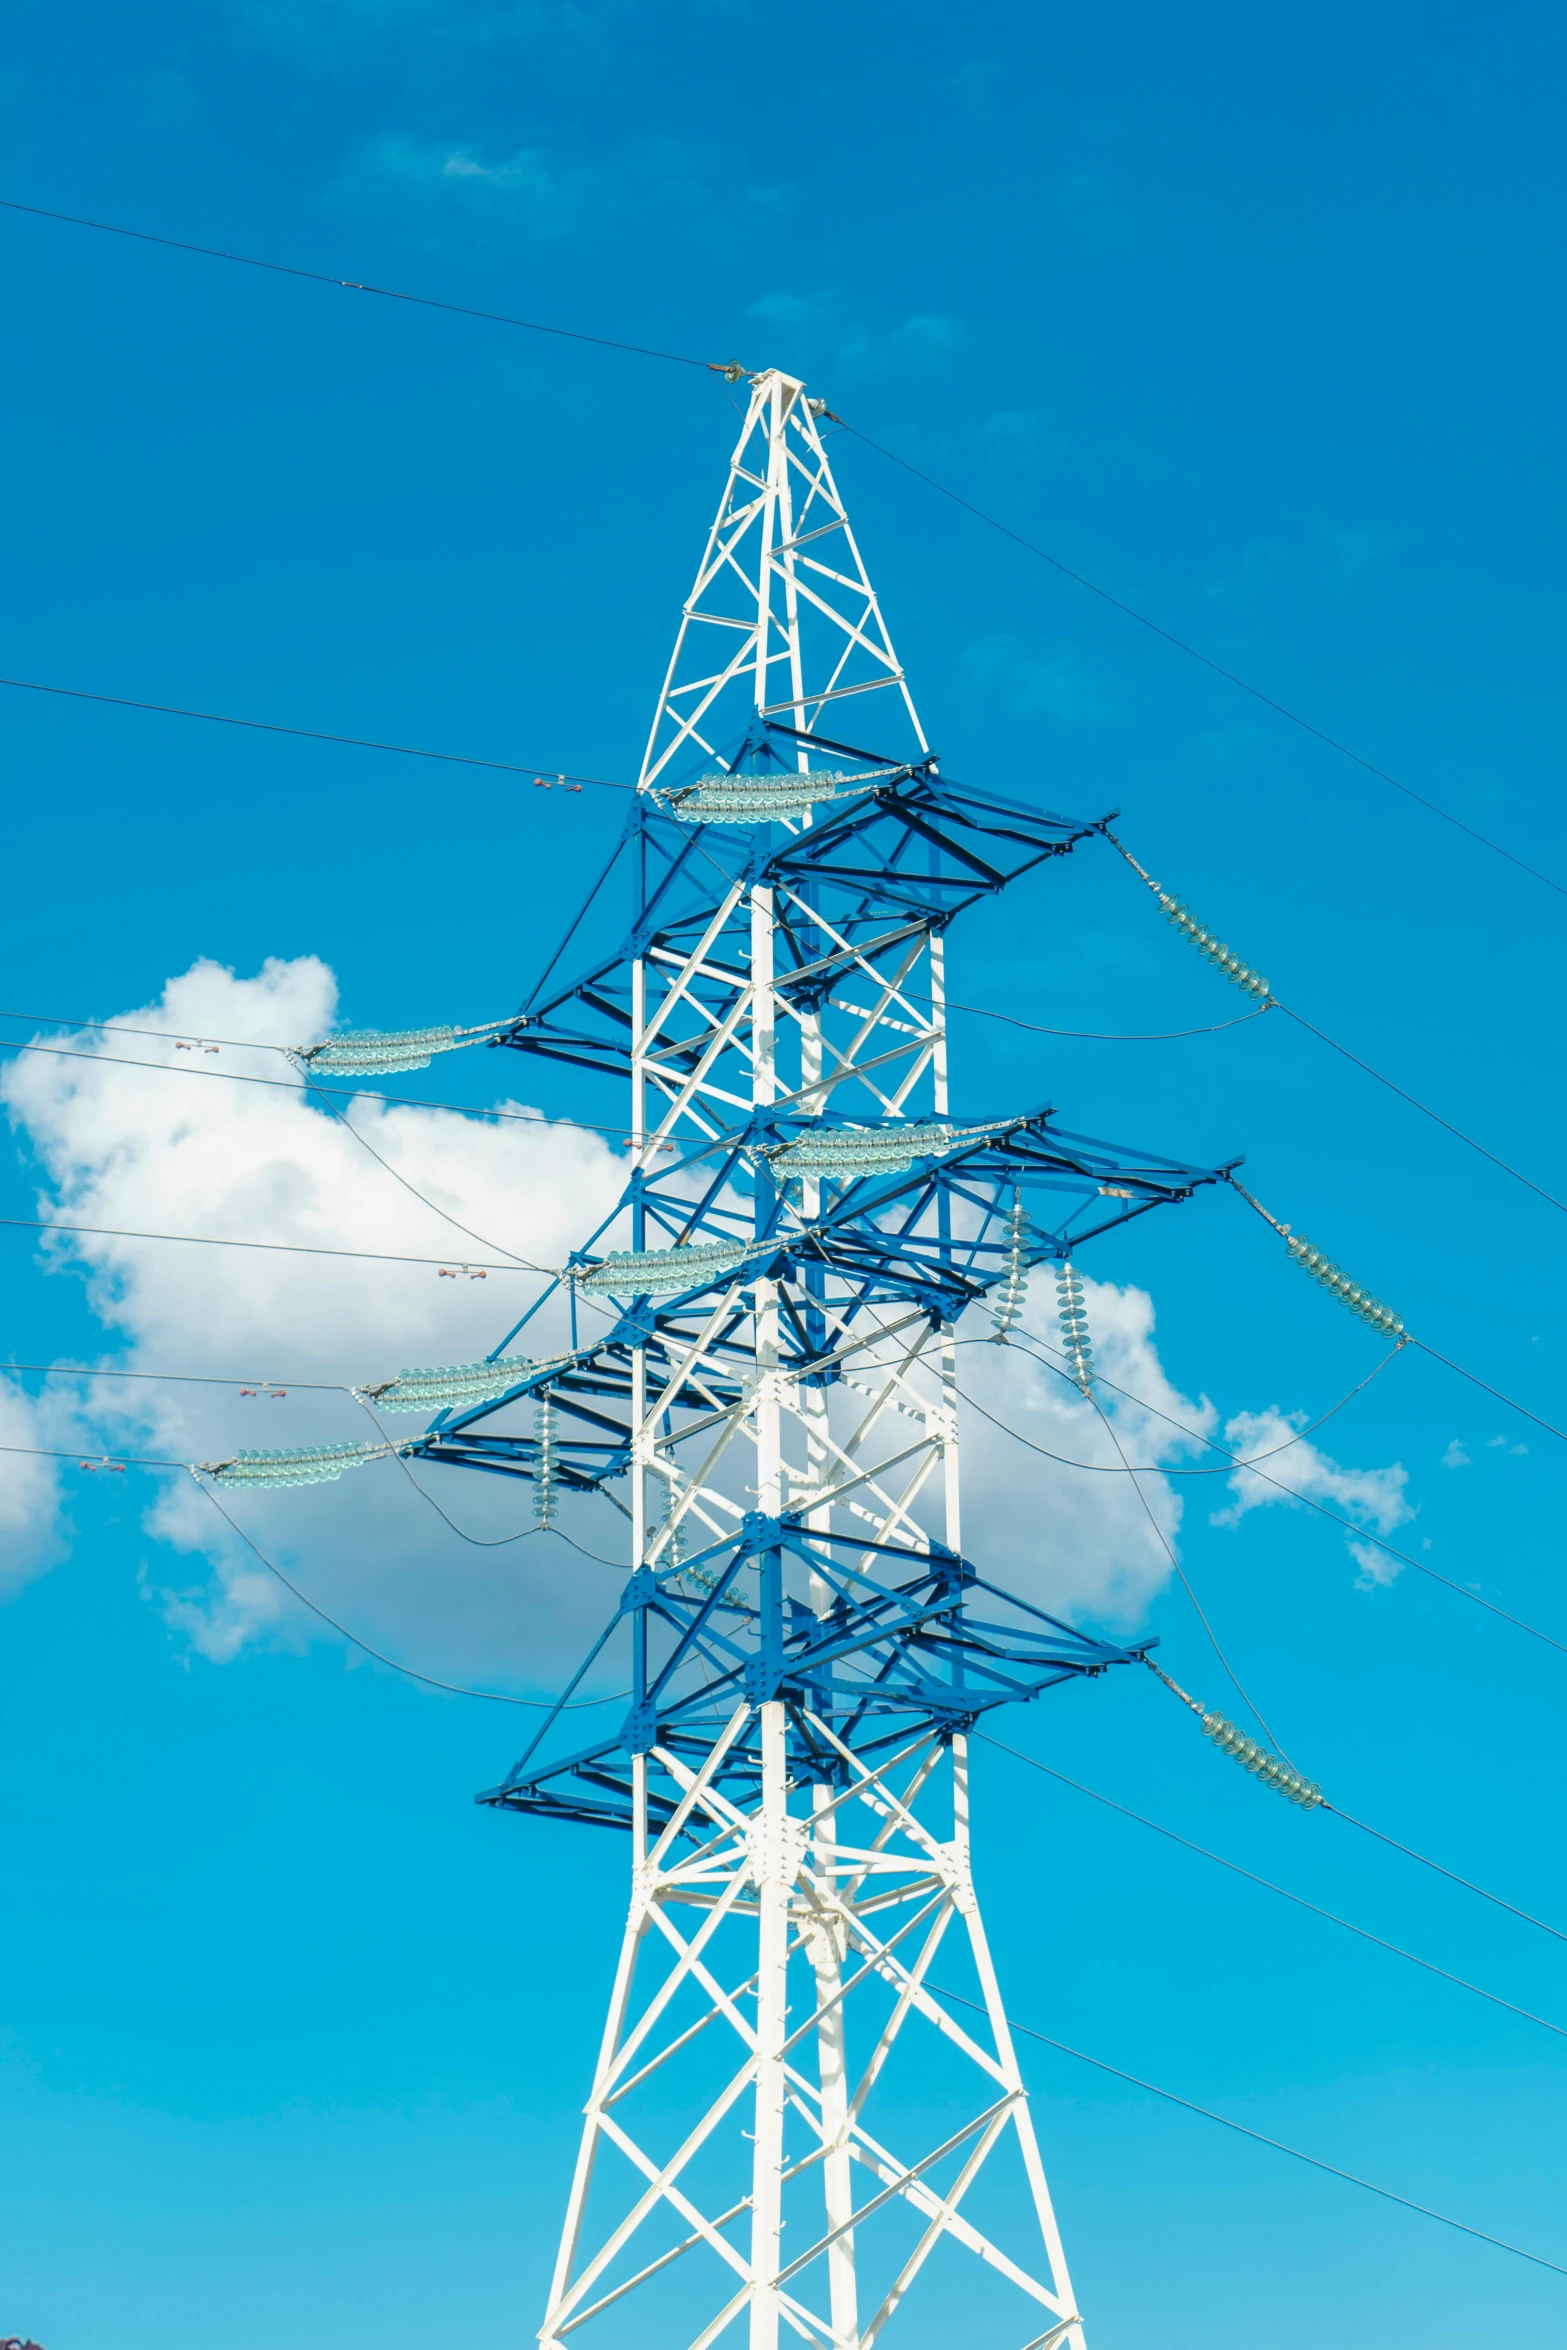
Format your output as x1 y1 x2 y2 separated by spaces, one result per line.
416 370 1231 2350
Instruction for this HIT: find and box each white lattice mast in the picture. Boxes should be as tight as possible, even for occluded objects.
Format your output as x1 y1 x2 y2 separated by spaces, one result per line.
638 370 928 790
534 373 1092 2350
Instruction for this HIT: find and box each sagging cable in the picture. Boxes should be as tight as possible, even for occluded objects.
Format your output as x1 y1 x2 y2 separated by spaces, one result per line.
1147 1658 1323 1809
1102 831 1272 1003
1232 1180 1405 1340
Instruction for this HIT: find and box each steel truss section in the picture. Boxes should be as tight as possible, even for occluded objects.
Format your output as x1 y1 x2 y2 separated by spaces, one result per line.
530 1717 1088 2350
425 368 1237 2348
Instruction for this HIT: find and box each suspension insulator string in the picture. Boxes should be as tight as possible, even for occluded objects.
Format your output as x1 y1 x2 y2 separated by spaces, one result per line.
1054 1259 1095 1391
358 1353 547 1411
1231 1179 1406 1340
292 1017 512 1077
1101 830 1272 1003
1146 1657 1323 1810
657 1482 686 1570
199 1438 403 1489
534 1393 559 1525
991 1193 1031 1341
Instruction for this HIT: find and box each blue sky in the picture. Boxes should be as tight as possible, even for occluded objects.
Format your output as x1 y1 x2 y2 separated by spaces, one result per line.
3 2 1567 2344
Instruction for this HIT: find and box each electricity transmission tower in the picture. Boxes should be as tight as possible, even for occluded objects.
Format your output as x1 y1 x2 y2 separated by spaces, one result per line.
422 372 1229 2347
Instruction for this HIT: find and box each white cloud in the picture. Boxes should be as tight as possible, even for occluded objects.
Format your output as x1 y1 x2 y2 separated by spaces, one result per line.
1348 1538 1401 1590
1442 1437 1471 1469
0 1371 66 1594
0 957 1416 1692
0 955 628 1687
1212 1407 1413 1576
952 1277 1216 1629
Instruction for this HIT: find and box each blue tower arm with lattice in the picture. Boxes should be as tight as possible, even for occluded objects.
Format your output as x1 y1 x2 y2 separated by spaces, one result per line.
392 1111 1235 1500
493 735 1105 1084
479 1516 1157 1836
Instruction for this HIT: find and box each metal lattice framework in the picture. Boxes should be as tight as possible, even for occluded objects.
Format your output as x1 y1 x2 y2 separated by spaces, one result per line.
410 371 1234 2350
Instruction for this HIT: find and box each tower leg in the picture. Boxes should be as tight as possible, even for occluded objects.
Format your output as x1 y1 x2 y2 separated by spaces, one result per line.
538 1755 651 2350
532 1727 1087 2350
749 1700 790 2350
809 1785 857 2348
953 1734 1085 2350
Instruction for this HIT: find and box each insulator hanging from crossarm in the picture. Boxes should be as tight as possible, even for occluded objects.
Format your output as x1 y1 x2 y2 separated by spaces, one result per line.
1101 830 1272 1003
1200 1711 1323 1807
199 1440 402 1489
1230 1179 1406 1340
534 1393 559 1525
991 1193 1031 1341
292 1018 510 1077
358 1354 571 1411
576 1239 763 1296
1146 1657 1323 1809
765 1115 1015 1182
1054 1259 1095 1392
649 764 901 827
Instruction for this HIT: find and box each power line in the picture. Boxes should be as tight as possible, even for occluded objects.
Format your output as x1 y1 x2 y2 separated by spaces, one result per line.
840 422 1567 900
0 1031 666 1155
1104 832 1567 1223
1002 1328 1567 1656
0 993 1268 1065
0 197 719 373
296 1065 536 1267
2 1359 343 1391
1278 1004 1567 1217
929 1981 1567 2281
9 685 1544 1216
1086 1374 1288 1758
0 1438 184 1469
1329 1805 1567 1950
957 1341 1402 1475
0 673 631 790
191 1475 626 1708
946 999 1272 1044
6 198 1553 902
0 1211 540 1276
976 1732 1567 2045
12 985 1556 1246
